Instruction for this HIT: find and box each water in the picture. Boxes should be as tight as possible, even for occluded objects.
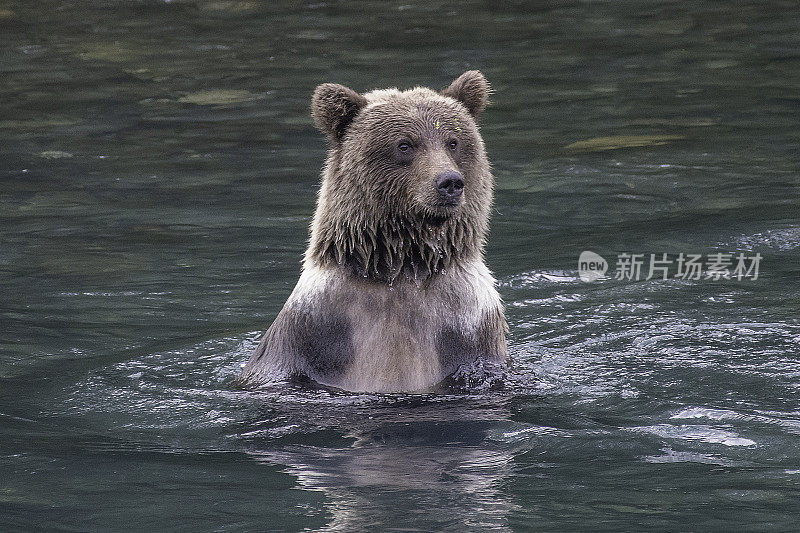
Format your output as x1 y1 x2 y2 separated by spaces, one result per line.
1 1 799 530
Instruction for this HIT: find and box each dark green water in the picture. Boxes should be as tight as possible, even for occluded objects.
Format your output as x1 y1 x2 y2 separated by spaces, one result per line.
2 1 800 531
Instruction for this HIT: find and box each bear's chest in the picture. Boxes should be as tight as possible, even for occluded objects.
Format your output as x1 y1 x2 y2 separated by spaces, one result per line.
292 263 500 392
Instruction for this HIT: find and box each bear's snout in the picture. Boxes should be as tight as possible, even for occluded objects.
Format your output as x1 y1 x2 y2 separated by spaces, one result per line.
435 170 464 205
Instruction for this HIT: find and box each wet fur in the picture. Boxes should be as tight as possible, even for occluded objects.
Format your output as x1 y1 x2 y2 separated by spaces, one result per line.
239 71 507 392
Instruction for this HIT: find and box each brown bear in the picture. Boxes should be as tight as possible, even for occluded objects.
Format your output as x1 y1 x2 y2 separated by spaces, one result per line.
238 71 507 392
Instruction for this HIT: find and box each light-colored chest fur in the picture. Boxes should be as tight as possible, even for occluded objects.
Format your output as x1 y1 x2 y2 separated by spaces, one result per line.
287 260 502 392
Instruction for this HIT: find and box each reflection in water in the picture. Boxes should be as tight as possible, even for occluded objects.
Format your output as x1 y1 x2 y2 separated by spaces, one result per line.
251 421 515 531
236 382 518 530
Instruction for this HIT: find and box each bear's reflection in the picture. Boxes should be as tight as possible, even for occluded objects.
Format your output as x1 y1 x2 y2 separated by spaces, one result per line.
246 394 517 531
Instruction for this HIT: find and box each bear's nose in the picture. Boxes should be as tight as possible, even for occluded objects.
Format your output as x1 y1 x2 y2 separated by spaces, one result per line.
435 170 464 203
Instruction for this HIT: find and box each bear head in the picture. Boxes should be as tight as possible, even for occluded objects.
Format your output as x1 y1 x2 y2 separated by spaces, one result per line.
307 71 494 283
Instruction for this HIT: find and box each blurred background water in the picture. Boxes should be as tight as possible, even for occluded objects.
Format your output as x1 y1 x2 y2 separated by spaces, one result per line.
1 0 799 531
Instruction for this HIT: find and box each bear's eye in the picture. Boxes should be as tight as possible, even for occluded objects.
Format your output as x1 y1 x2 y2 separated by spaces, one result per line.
397 141 412 153
448 138 458 151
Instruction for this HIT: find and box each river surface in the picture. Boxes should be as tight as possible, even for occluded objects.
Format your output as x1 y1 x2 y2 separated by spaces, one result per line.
2 1 800 531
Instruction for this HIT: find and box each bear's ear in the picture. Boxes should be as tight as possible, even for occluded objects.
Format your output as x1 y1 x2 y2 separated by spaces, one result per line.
441 70 490 117
311 83 368 141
